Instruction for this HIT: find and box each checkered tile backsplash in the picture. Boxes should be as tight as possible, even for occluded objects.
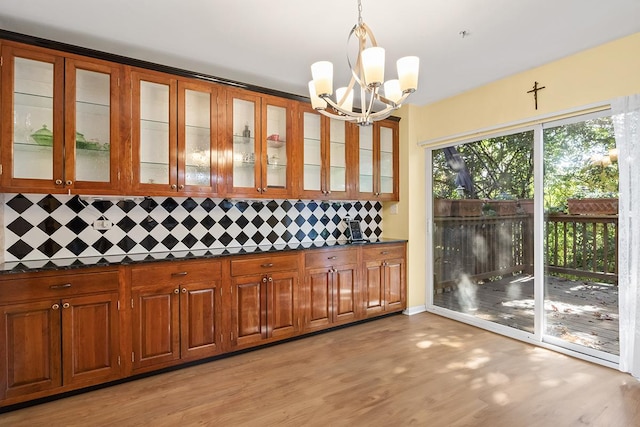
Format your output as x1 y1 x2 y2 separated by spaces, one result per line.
2 194 382 262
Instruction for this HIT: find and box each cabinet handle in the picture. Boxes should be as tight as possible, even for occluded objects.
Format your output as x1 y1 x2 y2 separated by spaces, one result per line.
181 288 187 293
326 190 331 194
62 302 70 309
50 283 72 289
65 180 73 186
171 184 177 190
178 185 184 190
174 288 180 294
52 303 60 310
262 277 267 283
171 271 188 277
257 188 262 193
380 251 389 255
268 277 273 282
55 179 63 185
261 263 273 268
327 256 337 260
262 188 267 193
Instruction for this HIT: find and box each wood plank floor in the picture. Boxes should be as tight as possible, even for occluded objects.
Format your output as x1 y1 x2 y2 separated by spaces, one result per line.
433 274 619 354
2 312 639 426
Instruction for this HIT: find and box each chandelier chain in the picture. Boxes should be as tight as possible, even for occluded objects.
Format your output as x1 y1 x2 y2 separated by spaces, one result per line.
357 0 363 26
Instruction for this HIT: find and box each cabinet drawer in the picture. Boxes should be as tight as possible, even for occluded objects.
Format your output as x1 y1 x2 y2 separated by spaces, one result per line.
362 244 406 261
0 270 119 304
131 259 222 287
305 248 358 269
230 254 299 276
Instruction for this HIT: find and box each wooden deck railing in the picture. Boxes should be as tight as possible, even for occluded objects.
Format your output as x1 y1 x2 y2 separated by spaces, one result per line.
433 212 618 292
545 213 618 284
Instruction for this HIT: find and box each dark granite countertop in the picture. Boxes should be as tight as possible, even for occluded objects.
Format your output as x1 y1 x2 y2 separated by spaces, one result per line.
0 238 407 275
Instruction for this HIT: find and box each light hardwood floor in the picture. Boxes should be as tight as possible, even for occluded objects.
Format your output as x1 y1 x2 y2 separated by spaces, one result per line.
2 312 639 426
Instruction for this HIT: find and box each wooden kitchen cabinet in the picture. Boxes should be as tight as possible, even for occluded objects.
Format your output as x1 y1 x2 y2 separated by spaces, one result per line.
354 119 399 201
362 243 406 316
0 269 121 404
303 247 359 330
0 41 123 194
225 88 294 198
229 253 299 348
129 69 221 196
298 104 352 199
130 260 224 372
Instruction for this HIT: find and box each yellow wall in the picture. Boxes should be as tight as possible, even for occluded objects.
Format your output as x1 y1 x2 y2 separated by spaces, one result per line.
383 32 640 312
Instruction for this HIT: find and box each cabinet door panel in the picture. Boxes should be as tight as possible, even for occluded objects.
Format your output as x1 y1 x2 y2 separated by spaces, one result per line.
334 265 357 323
132 286 180 369
227 91 260 196
181 281 222 359
0 300 61 399
62 292 120 386
231 276 265 347
65 58 121 192
385 259 405 311
364 261 385 316
268 271 296 338
1 45 64 190
306 268 331 329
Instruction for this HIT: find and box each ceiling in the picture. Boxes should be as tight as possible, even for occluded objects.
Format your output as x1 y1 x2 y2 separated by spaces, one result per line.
1 0 639 106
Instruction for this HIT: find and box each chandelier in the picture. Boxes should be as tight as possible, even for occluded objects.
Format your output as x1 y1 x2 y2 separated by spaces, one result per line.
308 0 419 126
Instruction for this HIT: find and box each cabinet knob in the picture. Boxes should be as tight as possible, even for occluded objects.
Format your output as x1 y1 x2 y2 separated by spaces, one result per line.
66 180 73 186
326 190 331 194
171 184 177 190
181 288 187 293
178 185 184 190
55 179 63 185
262 277 267 283
257 188 262 193
262 188 267 193
268 277 273 282
174 288 180 294
62 302 70 309
52 303 60 310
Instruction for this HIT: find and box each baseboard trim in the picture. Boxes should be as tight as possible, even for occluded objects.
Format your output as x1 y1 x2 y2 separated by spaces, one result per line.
403 305 427 315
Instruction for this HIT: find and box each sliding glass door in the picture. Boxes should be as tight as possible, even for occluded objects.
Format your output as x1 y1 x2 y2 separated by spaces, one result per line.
429 111 620 361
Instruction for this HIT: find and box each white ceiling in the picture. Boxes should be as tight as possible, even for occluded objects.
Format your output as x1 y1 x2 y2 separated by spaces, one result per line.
1 0 639 106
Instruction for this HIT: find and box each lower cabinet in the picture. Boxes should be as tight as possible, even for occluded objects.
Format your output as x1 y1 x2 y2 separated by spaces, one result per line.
130 260 223 372
362 244 407 317
229 253 299 349
0 270 121 405
304 247 359 330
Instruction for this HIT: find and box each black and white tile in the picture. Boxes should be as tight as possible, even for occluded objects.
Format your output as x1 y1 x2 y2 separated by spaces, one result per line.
3 194 382 261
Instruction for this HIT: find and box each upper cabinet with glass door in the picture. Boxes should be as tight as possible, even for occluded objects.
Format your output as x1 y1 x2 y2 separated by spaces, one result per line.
130 69 219 196
355 119 399 201
299 104 350 199
225 89 293 198
0 42 122 194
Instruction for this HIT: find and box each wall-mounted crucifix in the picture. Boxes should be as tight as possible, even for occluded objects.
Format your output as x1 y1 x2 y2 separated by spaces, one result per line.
527 81 546 110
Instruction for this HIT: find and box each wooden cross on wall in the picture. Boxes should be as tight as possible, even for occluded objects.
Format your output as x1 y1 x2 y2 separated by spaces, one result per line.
527 81 546 110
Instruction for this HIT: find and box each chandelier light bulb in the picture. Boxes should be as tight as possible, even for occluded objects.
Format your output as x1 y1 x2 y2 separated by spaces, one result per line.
397 56 419 92
383 79 402 104
336 87 354 112
311 61 334 96
361 47 385 87
308 81 327 109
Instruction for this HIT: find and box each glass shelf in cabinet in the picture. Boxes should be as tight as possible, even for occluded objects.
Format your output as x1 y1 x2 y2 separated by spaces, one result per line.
303 162 322 167
233 134 253 145
266 139 285 148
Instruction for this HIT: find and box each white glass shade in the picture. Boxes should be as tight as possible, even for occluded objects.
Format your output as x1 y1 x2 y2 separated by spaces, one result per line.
308 81 327 109
383 79 402 104
311 61 334 96
397 56 419 92
336 87 354 112
361 47 385 86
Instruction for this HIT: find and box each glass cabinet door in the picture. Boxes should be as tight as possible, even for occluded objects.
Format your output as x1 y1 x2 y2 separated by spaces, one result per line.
228 91 259 195
328 118 347 195
358 125 374 196
132 70 177 192
1 45 64 189
178 81 218 194
378 122 395 197
263 98 290 195
65 59 121 192
302 109 322 193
